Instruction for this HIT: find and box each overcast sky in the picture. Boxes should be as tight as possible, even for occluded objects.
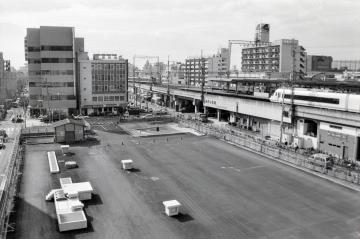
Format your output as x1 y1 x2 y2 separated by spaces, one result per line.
0 0 359 69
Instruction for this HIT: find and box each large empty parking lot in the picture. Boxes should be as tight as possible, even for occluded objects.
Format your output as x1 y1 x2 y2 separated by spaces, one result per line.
8 124 360 239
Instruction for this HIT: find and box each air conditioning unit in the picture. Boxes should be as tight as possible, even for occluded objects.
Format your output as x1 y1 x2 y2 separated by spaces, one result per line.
281 133 293 145
293 137 304 148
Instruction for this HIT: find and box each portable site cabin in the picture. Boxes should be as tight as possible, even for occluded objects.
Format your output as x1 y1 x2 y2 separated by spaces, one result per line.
52 119 85 144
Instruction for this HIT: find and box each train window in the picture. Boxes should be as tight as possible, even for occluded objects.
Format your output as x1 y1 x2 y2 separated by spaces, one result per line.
284 94 339 104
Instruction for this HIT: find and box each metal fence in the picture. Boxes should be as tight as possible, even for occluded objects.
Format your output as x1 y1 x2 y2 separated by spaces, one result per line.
179 120 360 186
0 133 24 238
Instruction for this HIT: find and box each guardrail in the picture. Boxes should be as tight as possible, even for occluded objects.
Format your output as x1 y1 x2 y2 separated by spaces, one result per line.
0 133 23 238
179 120 360 186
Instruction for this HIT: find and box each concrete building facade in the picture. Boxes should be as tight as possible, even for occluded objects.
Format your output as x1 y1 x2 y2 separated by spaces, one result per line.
25 26 84 116
168 62 185 85
185 58 208 86
0 53 17 104
78 53 128 116
255 23 270 43
318 122 360 161
207 48 230 78
306 55 333 72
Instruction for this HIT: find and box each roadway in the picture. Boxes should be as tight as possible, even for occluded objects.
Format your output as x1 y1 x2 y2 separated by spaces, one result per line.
9 125 360 239
0 108 23 176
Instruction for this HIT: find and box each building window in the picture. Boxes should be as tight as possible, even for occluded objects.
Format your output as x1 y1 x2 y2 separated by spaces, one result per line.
40 45 73 51
98 96 103 101
120 96 125 101
93 97 97 102
27 46 40 52
41 58 73 63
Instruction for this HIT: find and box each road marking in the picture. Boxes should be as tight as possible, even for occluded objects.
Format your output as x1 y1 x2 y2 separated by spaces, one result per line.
150 177 160 181
221 165 264 173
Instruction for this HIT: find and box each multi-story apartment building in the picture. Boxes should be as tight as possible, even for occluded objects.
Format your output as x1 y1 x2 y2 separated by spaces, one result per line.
241 24 306 77
78 53 128 116
25 26 84 116
207 48 230 78
242 39 306 76
185 58 208 86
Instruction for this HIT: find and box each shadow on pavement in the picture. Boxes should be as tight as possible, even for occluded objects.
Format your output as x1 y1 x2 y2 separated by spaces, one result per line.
172 213 194 223
127 167 141 173
85 193 104 207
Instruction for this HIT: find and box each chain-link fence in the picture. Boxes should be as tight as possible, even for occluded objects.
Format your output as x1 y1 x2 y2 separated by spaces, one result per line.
0 134 24 238
179 120 360 186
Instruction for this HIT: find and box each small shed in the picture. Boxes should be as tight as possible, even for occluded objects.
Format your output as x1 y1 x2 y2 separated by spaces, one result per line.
52 119 85 144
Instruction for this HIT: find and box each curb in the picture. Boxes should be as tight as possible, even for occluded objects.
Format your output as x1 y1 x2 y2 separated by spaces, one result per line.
220 138 360 192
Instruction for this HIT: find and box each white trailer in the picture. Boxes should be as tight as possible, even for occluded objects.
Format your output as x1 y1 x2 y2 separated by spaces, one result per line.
121 159 133 170
163 200 181 216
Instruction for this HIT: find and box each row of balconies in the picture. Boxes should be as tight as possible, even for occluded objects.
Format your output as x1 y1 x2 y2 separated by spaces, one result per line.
242 54 279 59
242 48 279 54
242 65 279 71
242 60 279 65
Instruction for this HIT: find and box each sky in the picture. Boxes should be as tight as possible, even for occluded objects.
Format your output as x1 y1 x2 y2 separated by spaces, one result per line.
0 0 360 69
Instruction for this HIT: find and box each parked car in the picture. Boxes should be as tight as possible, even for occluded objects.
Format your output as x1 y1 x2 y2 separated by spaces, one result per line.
65 161 78 169
0 138 5 149
73 114 89 120
141 114 153 119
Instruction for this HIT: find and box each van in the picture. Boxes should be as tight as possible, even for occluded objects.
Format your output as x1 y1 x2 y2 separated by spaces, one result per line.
308 153 333 170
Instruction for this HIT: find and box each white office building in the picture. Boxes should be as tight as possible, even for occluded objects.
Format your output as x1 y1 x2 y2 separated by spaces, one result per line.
25 26 84 116
78 53 128 116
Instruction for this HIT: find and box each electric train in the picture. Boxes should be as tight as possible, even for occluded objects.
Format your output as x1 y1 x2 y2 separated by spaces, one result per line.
269 88 360 113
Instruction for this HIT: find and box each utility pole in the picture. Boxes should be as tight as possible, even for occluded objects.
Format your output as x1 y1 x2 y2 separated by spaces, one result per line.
290 39 296 124
280 39 297 144
279 79 285 144
132 55 136 107
200 50 205 113
167 55 170 107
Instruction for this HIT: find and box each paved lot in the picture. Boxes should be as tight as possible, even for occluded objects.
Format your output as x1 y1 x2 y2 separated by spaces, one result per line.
8 127 360 239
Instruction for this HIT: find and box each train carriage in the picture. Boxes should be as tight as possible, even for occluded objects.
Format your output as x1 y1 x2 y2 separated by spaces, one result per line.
270 88 360 113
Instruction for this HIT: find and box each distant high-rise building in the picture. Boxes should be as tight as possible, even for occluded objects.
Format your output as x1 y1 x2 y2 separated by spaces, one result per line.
242 39 306 76
0 53 17 104
167 62 185 85
207 48 230 78
78 53 128 116
255 23 270 43
332 60 360 71
306 55 333 72
185 57 208 86
25 26 84 116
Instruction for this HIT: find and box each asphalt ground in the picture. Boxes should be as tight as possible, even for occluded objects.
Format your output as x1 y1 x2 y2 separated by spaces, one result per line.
8 127 360 239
